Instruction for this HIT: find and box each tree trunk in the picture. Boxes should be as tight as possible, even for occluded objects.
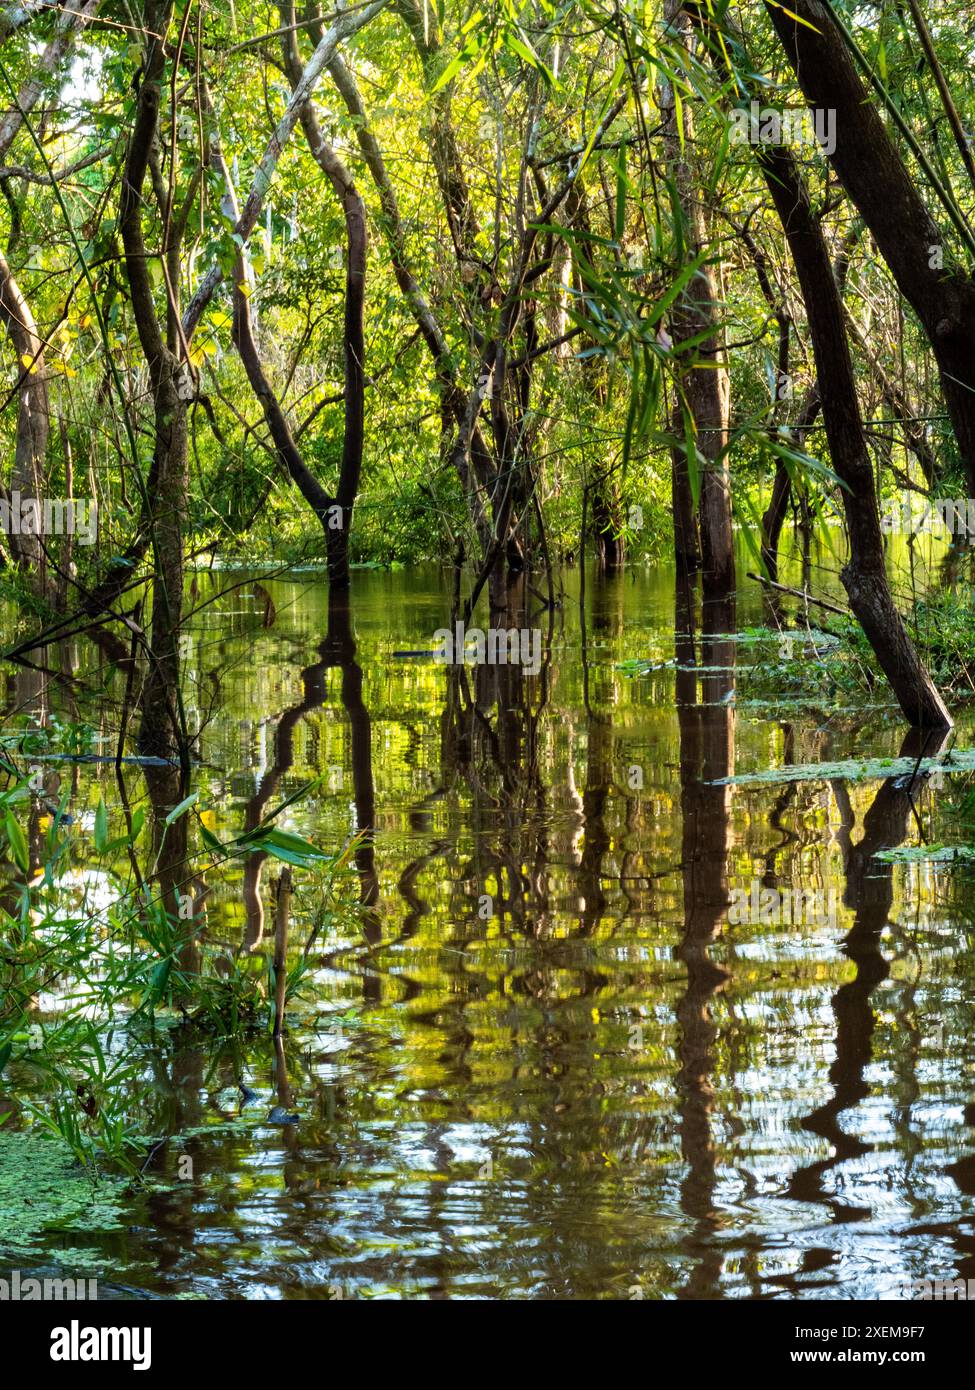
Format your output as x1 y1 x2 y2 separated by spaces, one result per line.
121 2 188 765
181 0 386 339
282 11 366 586
591 481 625 571
764 0 975 492
0 1 100 163
0 249 48 585
200 73 344 581
761 386 822 582
760 142 951 730
661 0 734 591
326 50 499 575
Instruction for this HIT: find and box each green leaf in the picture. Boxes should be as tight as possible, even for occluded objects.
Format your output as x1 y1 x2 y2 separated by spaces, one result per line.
259 843 313 867
429 19 484 94
5 812 29 875
144 958 172 1009
243 825 328 866
200 823 224 854
257 776 324 827
165 791 199 826
765 0 822 31
262 828 327 857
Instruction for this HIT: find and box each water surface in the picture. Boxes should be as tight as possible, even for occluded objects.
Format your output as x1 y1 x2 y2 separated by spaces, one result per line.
6 558 975 1300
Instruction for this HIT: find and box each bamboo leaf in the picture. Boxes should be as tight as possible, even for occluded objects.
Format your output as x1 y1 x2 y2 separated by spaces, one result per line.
165 791 199 826
765 0 823 32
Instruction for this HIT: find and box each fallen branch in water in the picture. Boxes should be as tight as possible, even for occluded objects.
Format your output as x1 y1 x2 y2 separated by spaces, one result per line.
747 571 849 617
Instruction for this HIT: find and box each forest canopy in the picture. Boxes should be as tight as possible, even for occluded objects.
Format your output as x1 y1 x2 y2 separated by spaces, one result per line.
1 0 975 728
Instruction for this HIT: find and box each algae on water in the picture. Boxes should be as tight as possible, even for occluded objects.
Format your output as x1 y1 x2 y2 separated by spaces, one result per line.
0 1129 128 1257
873 845 975 863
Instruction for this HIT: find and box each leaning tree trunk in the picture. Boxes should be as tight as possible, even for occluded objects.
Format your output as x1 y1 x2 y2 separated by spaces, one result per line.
197 76 344 577
325 49 500 591
760 142 951 730
763 0 975 494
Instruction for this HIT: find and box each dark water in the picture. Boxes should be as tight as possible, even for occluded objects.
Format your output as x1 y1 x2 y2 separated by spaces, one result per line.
7 559 975 1299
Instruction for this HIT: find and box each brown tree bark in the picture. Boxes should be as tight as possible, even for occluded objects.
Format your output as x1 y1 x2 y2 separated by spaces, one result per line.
121 2 196 979
763 0 975 492
281 7 366 585
0 248 48 582
564 183 625 570
324 50 498 572
760 142 951 729
181 0 387 339
195 77 343 580
661 0 734 592
122 2 201 970
121 1 189 766
761 387 822 583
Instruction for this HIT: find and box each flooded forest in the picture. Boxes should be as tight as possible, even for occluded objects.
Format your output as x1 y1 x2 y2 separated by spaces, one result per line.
3 0 975 1328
